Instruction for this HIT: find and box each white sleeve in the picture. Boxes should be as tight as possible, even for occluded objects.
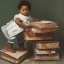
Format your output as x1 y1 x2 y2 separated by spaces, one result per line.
14 14 20 21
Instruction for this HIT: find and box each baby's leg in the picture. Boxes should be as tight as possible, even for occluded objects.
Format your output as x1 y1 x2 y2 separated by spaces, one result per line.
4 40 16 53
18 43 27 51
16 32 27 51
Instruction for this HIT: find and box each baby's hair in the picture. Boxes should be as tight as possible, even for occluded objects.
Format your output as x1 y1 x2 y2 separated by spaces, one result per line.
18 0 31 11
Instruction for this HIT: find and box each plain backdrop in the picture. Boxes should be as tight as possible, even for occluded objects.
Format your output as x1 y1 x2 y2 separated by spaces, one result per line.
0 0 64 58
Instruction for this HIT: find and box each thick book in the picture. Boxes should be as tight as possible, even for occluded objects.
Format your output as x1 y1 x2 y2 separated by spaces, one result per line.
25 30 55 37
35 41 59 49
34 54 59 60
0 49 28 64
34 49 57 56
30 21 59 30
24 33 52 41
31 27 58 34
34 49 56 55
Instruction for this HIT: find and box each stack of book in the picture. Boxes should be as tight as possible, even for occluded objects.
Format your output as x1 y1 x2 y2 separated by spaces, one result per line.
34 41 59 60
24 20 59 60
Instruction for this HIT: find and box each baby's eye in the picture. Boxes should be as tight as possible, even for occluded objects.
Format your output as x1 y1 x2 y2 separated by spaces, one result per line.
22 10 24 11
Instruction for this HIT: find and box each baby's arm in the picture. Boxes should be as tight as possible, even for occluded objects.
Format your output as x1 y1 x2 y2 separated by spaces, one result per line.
15 18 29 29
15 18 32 32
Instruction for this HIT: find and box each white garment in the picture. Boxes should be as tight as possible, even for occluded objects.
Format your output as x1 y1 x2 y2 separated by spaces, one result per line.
14 13 33 25
1 20 16 40
7 21 23 38
6 13 33 38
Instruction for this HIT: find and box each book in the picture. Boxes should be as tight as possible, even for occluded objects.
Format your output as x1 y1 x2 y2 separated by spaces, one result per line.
31 27 58 34
34 49 57 56
35 41 59 49
34 49 56 54
30 21 59 30
24 33 52 41
25 30 55 37
34 54 59 60
0 49 28 64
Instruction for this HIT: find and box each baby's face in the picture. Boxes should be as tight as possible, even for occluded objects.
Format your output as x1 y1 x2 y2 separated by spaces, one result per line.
19 6 30 16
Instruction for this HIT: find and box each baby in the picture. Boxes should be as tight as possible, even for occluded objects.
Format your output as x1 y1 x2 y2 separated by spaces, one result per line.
1 0 36 53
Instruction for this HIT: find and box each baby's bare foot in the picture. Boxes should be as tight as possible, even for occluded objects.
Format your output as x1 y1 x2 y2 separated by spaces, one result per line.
4 47 16 53
17 48 27 51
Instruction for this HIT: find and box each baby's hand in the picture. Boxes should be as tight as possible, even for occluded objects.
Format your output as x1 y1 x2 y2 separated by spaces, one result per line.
29 31 35 37
25 29 35 37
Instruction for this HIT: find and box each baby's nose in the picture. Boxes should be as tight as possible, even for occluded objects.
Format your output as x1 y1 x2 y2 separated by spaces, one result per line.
24 10 27 12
